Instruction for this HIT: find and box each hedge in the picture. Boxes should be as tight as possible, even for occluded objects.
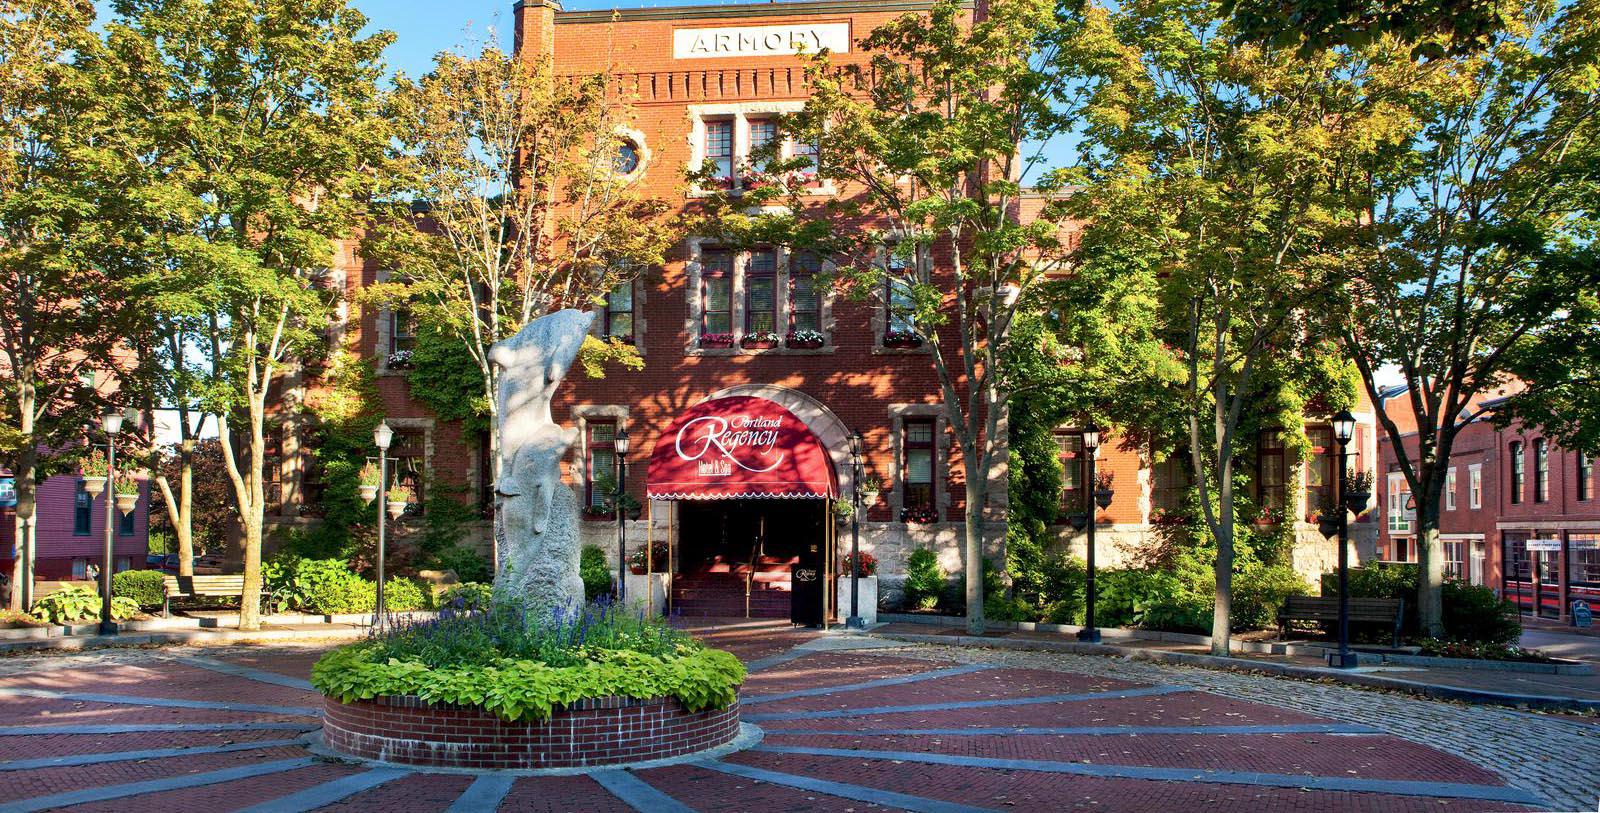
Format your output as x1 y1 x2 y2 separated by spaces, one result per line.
112 569 167 608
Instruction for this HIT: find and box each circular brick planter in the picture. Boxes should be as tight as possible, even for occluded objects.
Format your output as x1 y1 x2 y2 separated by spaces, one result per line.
321 693 742 770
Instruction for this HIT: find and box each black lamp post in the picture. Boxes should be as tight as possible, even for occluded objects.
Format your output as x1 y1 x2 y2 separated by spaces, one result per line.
1077 424 1105 644
1330 409 1358 669
98 410 124 636
615 425 630 603
372 421 393 630
846 432 865 629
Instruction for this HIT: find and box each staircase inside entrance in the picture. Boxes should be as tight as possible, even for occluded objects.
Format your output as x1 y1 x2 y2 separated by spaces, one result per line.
671 554 797 617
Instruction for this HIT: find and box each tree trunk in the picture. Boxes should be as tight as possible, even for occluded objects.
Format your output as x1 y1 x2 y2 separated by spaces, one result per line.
485 367 500 574
1210 472 1235 655
1415 504 1444 638
178 448 194 577
9 454 36 613
964 475 986 636
237 397 268 632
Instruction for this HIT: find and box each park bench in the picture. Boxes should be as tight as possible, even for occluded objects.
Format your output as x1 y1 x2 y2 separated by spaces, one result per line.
162 574 246 618
1277 595 1405 647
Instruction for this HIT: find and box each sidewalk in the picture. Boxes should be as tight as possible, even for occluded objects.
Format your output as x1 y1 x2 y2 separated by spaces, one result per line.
869 619 1600 714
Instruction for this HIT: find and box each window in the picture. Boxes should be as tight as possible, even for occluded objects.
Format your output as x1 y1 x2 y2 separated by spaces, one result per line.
389 429 426 514
1151 451 1191 515
902 419 936 514
1470 464 1483 509
615 138 641 174
748 118 777 172
886 278 916 334
1570 534 1600 586
1306 427 1333 518
1581 451 1593 502
585 421 617 509
390 307 415 355
603 282 634 342
1443 539 1466 579
790 252 822 333
1055 430 1088 515
700 250 733 336
73 481 91 536
1387 472 1411 533
1534 439 1549 503
792 135 819 174
1392 536 1411 562
1504 534 1531 581
704 119 734 181
1509 441 1524 504
1256 430 1285 516
744 250 778 334
120 496 136 536
71 558 87 579
1445 467 1457 511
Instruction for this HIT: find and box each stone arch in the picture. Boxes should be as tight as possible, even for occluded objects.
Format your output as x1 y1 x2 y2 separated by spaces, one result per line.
701 384 856 498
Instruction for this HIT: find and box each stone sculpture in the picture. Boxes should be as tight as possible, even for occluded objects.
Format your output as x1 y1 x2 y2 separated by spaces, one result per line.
490 308 595 614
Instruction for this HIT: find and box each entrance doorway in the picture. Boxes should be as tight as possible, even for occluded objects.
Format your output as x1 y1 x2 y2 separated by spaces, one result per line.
672 500 831 620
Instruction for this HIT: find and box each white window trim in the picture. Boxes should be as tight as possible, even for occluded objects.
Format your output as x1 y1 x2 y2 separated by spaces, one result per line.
685 101 835 198
1445 466 1457 511
1469 463 1483 510
683 238 835 356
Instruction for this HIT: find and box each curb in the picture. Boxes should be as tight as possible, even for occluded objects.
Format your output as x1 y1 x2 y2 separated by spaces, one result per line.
0 625 369 654
867 631 1600 714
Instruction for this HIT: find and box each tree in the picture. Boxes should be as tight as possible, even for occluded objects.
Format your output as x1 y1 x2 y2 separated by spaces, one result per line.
1062 0 1398 653
100 0 392 629
0 1 137 609
695 0 1079 634
367 41 675 500
148 439 235 558
1328 0 1600 636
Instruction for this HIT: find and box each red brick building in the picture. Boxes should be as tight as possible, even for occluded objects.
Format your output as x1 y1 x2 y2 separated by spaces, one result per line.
1377 389 1599 622
265 0 1381 620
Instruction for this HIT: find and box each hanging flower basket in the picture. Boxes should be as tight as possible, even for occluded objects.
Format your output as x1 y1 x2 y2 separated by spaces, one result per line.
387 501 407 520
842 552 877 577
1093 489 1115 510
359 484 378 504
115 493 138 516
1317 513 1341 539
628 540 669 575
83 476 107 499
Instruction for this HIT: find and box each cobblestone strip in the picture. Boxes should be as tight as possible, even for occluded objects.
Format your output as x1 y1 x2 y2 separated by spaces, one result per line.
0 737 306 771
0 722 318 736
743 684 1189 722
754 743 1548 807
233 767 412 813
743 664 992 704
591 768 695 813
744 649 811 673
163 655 316 691
860 642 1600 812
446 775 517 812
0 686 319 716
0 756 316 813
765 722 1386 737
698 758 997 813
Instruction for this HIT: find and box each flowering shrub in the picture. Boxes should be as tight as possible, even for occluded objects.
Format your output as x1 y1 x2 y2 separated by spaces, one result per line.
842 552 878 577
787 329 825 348
700 332 734 347
387 349 413 368
628 539 670 571
902 505 938 523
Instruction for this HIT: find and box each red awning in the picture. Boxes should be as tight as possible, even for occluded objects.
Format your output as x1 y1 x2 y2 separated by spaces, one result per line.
647 395 837 500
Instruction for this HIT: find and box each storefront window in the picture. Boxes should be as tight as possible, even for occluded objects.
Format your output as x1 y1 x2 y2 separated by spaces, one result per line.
744 250 777 334
903 418 935 513
790 252 822 333
701 250 733 335
1570 535 1600 586
1509 441 1524 504
586 421 616 508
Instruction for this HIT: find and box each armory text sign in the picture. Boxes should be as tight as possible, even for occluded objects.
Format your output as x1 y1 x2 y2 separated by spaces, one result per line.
673 23 850 59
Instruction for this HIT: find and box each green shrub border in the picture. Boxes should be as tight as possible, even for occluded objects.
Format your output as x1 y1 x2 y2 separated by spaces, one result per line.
311 643 746 723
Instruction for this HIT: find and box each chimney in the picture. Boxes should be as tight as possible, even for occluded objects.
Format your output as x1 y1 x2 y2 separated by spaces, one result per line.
513 0 561 61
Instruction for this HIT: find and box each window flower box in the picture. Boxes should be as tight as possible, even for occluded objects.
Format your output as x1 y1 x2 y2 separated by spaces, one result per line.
699 333 734 348
742 331 780 349
581 505 613 521
787 329 825 349
386 350 413 369
901 505 938 524
883 329 923 349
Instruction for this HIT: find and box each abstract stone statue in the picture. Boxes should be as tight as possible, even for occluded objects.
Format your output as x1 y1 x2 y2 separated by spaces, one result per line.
490 308 595 615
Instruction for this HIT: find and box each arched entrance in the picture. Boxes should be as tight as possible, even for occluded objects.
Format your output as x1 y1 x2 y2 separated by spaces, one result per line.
647 387 848 624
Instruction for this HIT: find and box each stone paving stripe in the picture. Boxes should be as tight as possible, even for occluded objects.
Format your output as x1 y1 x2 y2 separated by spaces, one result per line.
754 744 1549 807
165 655 316 691
591 768 696 813
766 722 1387 737
0 756 317 813
0 686 320 716
233 766 412 813
447 774 517 812
742 664 993 704
743 649 811 673
742 684 1191 722
699 758 997 813
0 722 319 736
0 737 306 771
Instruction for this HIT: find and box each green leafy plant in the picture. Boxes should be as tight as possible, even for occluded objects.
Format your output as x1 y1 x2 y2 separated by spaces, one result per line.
901 548 945 610
438 582 493 612
1439 579 1521 645
579 544 613 600
80 455 109 478
113 473 140 496
358 462 381 487
382 577 430 612
30 586 138 624
112 570 167 608
264 556 376 615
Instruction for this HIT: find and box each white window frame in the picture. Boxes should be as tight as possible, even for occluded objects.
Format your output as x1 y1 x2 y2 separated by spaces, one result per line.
683 238 835 355
1387 472 1411 533
1445 466 1457 511
1469 463 1483 509
686 102 835 197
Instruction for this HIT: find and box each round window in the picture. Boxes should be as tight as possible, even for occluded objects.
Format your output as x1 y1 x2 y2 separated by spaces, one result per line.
615 140 641 175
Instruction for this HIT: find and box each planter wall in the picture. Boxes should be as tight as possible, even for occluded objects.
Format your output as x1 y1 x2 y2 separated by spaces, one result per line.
835 575 879 625
321 693 741 769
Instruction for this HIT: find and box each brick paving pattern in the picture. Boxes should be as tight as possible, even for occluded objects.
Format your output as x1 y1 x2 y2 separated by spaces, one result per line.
0 620 1584 811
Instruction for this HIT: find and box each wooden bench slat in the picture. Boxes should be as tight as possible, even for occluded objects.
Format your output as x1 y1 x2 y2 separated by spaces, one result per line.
1278 595 1405 647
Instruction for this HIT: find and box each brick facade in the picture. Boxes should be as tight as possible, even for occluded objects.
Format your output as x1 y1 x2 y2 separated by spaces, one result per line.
321 693 742 769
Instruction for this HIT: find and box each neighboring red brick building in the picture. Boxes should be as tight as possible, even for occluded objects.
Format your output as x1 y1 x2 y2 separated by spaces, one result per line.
1377 390 1599 622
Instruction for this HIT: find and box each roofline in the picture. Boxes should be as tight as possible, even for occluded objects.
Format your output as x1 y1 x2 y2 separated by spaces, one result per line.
551 0 969 24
